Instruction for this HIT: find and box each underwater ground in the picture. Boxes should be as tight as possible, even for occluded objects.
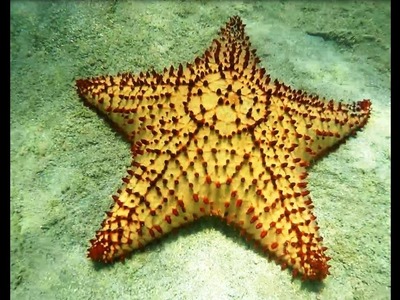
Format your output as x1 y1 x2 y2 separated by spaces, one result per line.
11 1 390 299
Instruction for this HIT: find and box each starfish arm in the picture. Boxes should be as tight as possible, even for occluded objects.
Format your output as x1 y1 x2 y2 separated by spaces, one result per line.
87 150 204 262
199 117 331 280
86 127 201 262
260 81 371 164
75 64 201 142
203 15 262 75
224 124 331 280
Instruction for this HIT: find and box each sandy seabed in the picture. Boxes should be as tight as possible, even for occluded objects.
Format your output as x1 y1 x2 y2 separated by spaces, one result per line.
11 1 390 299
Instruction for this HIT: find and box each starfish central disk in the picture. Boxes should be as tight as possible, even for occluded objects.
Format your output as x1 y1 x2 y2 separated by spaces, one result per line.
76 16 371 281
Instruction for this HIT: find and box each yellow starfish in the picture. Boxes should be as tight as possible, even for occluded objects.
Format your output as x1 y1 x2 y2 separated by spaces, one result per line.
76 16 371 280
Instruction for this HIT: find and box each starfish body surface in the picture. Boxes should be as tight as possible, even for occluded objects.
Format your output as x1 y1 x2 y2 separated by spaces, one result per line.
76 16 371 280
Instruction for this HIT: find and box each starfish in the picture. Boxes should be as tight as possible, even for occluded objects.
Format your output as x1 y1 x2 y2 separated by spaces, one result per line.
76 16 371 280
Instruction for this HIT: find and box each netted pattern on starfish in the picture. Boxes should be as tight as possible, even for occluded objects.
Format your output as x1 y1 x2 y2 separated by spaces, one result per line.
76 16 371 281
